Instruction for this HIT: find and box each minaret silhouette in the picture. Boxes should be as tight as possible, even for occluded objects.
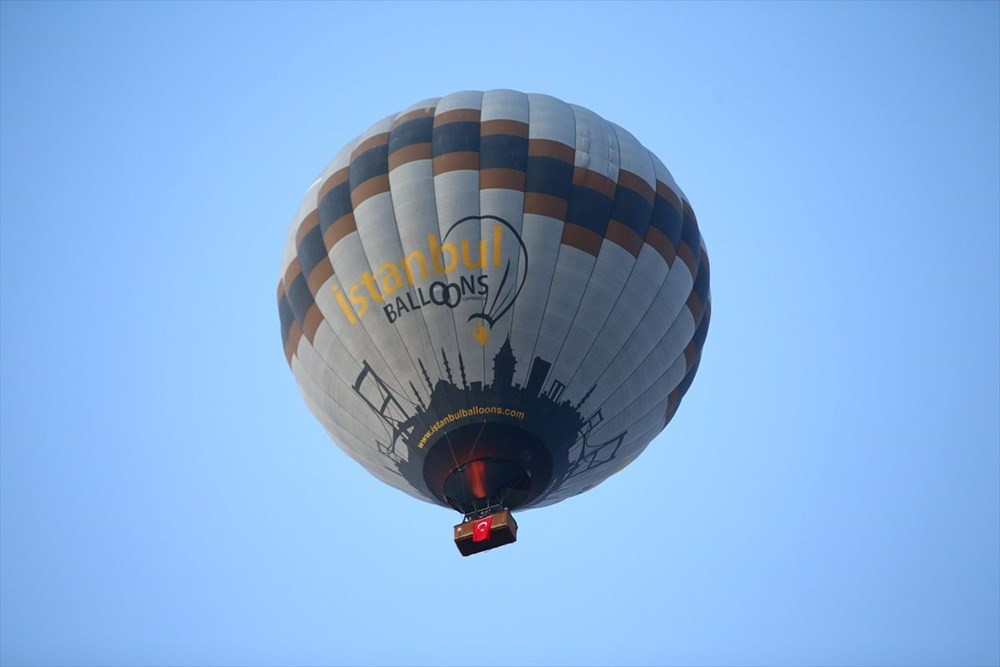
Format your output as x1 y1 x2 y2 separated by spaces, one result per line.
442 348 453 385
409 381 424 410
492 336 516 389
419 359 433 393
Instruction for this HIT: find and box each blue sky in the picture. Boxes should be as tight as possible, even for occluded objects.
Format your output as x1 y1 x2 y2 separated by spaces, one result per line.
1 2 997 665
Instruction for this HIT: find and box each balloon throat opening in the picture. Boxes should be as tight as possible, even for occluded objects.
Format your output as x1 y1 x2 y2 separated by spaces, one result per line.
421 422 554 515
442 458 530 517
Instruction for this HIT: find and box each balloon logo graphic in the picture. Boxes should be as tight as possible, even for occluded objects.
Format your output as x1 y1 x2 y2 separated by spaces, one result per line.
444 215 529 341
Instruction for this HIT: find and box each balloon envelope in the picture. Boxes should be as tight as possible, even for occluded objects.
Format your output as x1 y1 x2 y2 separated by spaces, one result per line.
278 90 710 515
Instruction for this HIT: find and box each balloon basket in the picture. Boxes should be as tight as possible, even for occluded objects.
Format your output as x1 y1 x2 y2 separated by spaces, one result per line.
453 509 518 556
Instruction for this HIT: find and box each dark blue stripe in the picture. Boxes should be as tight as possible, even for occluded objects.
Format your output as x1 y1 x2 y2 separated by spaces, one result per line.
278 293 295 345
610 187 653 238
525 156 573 200
297 224 327 277
690 304 710 349
389 117 434 153
287 273 314 327
681 208 700 248
479 135 528 171
566 185 613 236
432 121 480 156
318 181 352 232
676 357 700 397
692 258 710 302
349 144 389 191
679 209 702 265
649 194 682 243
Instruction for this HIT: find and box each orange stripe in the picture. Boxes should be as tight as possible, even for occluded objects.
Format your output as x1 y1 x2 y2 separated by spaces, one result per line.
323 213 357 250
644 226 675 265
282 257 301 291
524 192 567 220
481 119 528 137
351 132 390 158
528 138 574 162
318 167 350 202
307 257 334 294
433 152 479 174
388 143 432 170
351 174 390 206
303 304 324 342
573 167 616 198
392 106 435 128
561 223 602 256
295 209 320 245
617 170 655 205
480 168 525 191
433 108 481 126
605 220 642 257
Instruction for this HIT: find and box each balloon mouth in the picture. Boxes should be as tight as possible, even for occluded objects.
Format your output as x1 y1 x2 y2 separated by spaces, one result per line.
422 422 553 515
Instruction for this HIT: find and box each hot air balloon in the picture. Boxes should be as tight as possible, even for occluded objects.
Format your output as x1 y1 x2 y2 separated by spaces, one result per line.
277 90 710 555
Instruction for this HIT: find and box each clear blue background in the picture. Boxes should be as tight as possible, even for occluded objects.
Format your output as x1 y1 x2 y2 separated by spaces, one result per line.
1 2 998 665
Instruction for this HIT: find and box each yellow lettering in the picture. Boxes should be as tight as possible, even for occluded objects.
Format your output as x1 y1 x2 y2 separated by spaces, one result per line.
429 234 458 275
377 262 404 295
360 271 383 303
403 250 428 284
442 242 457 273
331 284 358 325
461 239 488 269
429 234 445 274
493 223 502 267
349 284 369 317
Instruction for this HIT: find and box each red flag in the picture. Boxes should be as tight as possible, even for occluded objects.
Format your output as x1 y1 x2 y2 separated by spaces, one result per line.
472 515 493 542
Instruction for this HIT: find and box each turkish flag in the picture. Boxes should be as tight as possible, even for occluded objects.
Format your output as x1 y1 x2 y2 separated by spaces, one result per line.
472 515 493 542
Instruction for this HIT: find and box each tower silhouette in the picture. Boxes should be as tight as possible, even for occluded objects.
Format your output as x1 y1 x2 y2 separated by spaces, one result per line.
492 336 516 390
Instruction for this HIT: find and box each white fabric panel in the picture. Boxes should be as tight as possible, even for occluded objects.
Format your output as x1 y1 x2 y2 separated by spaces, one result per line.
431 92 484 389
292 335 400 465
292 337 384 446
583 258 694 413
356 114 394 140
434 90 482 115
569 104 619 181
352 188 438 402
296 370 429 502
480 89 529 123
478 89 530 383
508 214 562 388
592 306 695 433
584 353 688 451
531 247 595 376
507 94 575 385
477 192 527 381
650 153 684 202
525 94 576 144
548 242 635 407
400 97 440 114
346 191 437 425
566 245 670 409
386 157 459 400
610 122 656 189
432 171 484 384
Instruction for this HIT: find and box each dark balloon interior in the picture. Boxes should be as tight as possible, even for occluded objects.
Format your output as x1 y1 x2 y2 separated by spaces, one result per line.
422 421 554 515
